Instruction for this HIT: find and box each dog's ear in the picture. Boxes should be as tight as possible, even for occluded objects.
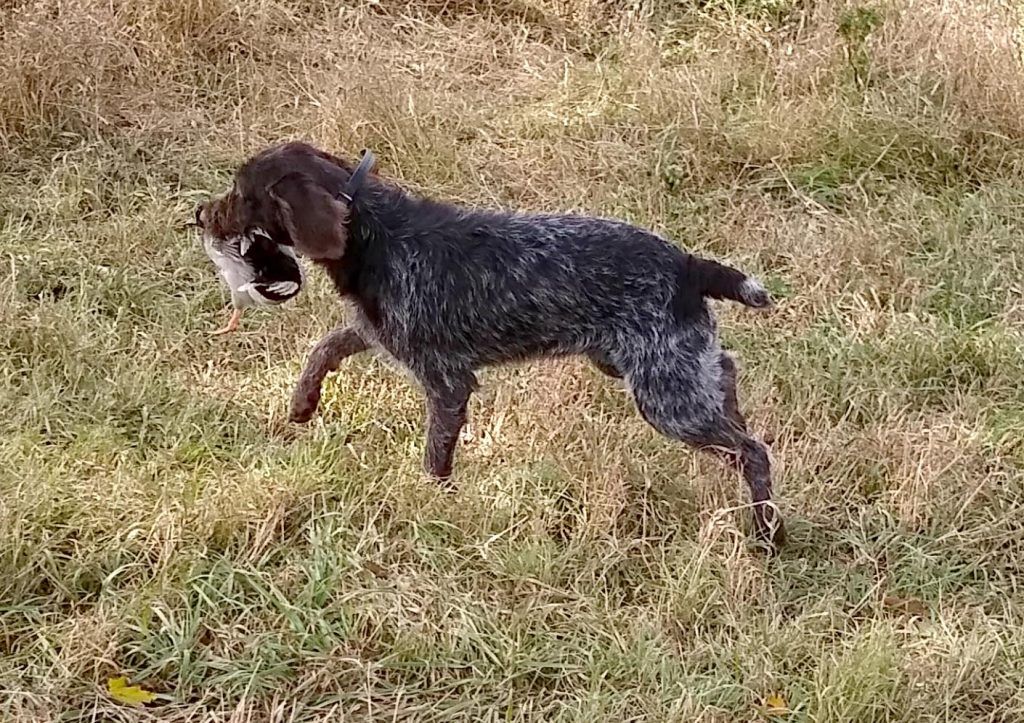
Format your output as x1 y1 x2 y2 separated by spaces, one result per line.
267 172 349 260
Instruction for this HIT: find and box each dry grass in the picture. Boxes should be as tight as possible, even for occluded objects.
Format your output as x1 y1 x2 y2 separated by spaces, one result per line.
2 0 1024 720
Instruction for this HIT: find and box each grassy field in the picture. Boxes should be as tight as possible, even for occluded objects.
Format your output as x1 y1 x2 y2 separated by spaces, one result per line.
3 0 1024 720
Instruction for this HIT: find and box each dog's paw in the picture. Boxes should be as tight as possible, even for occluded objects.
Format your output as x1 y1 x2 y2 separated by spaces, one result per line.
288 407 315 424
753 503 786 554
288 390 320 424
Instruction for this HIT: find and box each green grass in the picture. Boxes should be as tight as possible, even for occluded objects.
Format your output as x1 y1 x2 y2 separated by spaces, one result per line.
2 0 1024 720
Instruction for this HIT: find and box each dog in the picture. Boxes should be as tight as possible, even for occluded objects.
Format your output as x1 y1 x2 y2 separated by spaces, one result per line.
195 141 785 548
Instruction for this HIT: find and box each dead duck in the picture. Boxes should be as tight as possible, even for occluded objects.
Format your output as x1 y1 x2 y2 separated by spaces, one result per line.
194 206 303 334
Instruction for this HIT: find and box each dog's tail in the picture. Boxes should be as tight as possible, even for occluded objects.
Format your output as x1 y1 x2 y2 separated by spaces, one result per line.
680 255 774 309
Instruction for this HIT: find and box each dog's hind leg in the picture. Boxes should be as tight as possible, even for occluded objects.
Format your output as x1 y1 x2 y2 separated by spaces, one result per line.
290 325 370 423
718 351 748 429
626 344 784 549
717 352 782 545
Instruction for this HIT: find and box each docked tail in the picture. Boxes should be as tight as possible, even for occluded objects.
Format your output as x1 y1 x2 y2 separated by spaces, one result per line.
683 255 774 309
675 253 770 307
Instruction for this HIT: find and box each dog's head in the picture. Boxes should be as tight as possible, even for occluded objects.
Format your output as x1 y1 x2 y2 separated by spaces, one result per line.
195 142 361 261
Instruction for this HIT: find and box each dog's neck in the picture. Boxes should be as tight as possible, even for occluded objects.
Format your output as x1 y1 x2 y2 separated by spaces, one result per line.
319 181 408 316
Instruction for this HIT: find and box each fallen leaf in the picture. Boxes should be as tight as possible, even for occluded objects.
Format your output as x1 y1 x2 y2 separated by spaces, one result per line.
883 595 928 618
107 677 156 706
764 692 790 716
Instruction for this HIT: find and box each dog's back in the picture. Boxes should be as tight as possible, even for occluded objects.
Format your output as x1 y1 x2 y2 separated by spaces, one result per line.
347 195 769 375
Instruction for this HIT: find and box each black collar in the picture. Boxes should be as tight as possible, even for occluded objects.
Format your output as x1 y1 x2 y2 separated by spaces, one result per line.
336 149 376 204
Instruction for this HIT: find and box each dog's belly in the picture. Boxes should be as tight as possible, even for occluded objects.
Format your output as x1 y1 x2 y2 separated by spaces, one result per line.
377 317 603 372
467 334 588 367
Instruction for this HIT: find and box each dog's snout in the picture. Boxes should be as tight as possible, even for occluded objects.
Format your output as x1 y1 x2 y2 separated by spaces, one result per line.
194 204 205 229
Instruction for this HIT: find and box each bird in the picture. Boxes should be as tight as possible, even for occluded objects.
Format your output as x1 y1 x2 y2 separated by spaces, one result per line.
196 208 304 335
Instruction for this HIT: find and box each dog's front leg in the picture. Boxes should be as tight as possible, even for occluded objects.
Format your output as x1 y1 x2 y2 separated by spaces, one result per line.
289 325 369 423
422 374 476 482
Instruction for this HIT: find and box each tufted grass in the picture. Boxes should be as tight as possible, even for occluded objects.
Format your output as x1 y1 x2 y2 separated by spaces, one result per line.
2 0 1024 720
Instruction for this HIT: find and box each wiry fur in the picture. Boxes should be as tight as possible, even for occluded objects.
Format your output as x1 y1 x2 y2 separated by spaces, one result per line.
199 142 784 548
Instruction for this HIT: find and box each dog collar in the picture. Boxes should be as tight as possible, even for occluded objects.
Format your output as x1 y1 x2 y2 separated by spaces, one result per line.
336 149 376 204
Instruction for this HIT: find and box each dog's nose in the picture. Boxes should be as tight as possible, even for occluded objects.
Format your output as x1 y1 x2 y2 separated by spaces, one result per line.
194 204 205 228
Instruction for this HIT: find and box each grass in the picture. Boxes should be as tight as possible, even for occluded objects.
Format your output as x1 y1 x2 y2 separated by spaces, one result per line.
2 0 1024 719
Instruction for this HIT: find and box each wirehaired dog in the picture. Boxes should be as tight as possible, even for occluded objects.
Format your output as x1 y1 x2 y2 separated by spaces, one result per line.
195 142 784 547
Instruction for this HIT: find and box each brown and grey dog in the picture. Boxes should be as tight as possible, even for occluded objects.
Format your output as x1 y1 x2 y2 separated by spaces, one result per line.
195 141 785 548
